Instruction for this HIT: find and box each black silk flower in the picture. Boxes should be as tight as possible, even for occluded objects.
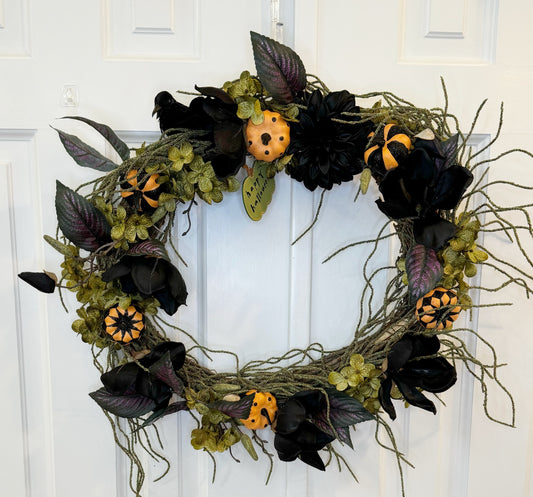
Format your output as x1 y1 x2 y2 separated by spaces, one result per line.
378 334 457 420
153 87 246 178
100 342 186 412
376 138 473 249
102 255 187 316
287 90 371 191
274 390 335 471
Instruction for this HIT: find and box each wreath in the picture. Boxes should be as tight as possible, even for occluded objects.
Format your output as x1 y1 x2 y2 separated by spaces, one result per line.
19 32 532 496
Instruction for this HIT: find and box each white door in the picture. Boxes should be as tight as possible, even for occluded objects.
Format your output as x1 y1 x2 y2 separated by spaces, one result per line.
2 1 533 496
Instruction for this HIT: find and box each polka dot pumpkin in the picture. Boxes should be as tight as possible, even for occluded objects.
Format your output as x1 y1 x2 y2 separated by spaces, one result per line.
415 287 461 330
104 304 145 343
240 389 278 430
246 110 290 162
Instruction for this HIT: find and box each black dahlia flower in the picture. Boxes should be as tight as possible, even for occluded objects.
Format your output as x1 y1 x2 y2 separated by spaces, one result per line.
286 90 371 191
378 333 457 420
376 136 473 249
274 390 335 471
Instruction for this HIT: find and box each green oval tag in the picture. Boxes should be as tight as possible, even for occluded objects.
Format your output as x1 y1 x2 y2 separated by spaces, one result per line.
242 163 275 221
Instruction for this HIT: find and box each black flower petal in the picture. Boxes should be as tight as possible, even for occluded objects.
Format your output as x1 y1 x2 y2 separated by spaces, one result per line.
379 333 456 419
100 341 186 413
299 450 328 471
394 379 437 414
18 271 56 293
287 90 371 191
431 164 473 210
274 390 334 471
376 139 473 249
398 357 457 393
378 377 396 420
413 216 458 250
102 256 187 316
101 362 140 395
276 398 307 435
153 90 245 179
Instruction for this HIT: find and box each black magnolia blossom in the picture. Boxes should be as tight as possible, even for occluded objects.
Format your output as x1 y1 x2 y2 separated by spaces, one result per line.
286 90 371 191
99 341 186 412
376 137 473 250
102 255 187 316
274 390 335 471
378 333 457 420
153 87 246 178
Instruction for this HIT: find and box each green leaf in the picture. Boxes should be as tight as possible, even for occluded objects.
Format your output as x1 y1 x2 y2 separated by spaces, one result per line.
55 181 111 251
242 162 276 221
471 249 488 262
198 177 213 193
110 224 124 240
225 177 241 192
211 383 241 394
240 434 258 461
53 127 117 172
360 168 372 195
61 116 130 161
210 189 223 203
237 100 254 119
464 261 477 277
43 234 78 256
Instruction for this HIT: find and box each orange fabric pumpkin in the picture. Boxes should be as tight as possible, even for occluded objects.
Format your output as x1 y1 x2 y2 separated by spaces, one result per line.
246 111 290 162
240 389 278 429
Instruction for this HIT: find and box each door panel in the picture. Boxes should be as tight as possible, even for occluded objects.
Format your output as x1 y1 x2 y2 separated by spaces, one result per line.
293 1 533 496
2 1 533 496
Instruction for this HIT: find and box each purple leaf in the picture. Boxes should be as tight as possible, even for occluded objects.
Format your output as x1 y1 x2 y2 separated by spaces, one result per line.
137 401 188 430
89 388 156 418
148 352 184 395
334 426 353 449
405 244 443 303
312 414 336 437
61 116 131 162
53 127 118 172
55 181 111 251
316 390 374 429
208 394 254 419
195 85 235 105
440 134 460 169
312 415 354 449
127 240 170 261
250 31 306 104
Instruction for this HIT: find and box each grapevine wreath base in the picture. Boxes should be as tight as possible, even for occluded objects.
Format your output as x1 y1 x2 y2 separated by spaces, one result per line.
19 32 533 496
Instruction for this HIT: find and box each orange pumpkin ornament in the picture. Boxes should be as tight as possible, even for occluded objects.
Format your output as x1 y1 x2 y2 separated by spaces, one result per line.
240 389 278 430
246 111 290 162
104 304 145 343
121 169 161 212
415 287 461 330
364 124 411 173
